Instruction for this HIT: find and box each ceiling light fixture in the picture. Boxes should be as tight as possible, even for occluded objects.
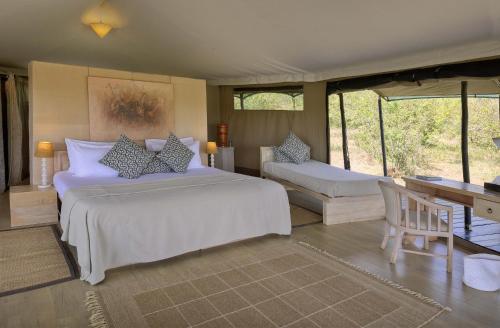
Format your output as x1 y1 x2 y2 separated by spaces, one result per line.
83 0 123 38
90 22 113 38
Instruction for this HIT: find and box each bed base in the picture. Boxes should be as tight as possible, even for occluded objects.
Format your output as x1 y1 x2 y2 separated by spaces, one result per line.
260 147 385 225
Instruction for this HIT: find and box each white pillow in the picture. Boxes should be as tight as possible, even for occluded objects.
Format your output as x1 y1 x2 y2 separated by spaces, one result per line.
145 137 204 169
186 140 204 169
65 138 118 177
145 137 194 152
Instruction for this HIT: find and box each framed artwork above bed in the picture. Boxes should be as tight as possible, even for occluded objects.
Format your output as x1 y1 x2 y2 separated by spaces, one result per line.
88 76 175 141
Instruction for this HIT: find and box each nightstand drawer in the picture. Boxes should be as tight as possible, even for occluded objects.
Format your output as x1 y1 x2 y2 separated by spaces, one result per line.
10 186 58 227
10 204 58 227
474 198 500 220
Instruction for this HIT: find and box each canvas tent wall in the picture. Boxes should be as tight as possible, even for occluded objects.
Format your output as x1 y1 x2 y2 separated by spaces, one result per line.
217 82 328 175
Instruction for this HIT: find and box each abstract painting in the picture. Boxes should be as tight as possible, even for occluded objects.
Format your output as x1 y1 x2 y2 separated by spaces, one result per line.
88 76 174 141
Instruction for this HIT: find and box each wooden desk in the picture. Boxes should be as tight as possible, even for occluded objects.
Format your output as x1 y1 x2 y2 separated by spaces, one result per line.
403 177 500 225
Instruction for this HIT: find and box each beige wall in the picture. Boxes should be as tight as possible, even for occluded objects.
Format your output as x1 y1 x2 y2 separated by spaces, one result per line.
217 82 327 173
29 61 207 185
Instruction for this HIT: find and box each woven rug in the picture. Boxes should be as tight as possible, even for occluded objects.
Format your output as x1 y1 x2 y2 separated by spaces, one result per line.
85 236 450 328
0 225 77 297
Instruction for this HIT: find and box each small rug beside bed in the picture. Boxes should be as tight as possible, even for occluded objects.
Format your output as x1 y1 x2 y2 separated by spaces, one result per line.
0 225 77 297
84 237 449 328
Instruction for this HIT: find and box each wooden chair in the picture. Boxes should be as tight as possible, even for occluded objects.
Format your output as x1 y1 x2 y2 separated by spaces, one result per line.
378 180 454 272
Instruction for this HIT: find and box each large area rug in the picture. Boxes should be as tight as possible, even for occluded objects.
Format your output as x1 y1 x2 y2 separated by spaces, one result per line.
0 225 77 297
85 236 450 328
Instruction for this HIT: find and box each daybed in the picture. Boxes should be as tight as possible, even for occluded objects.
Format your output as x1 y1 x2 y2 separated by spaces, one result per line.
260 146 390 225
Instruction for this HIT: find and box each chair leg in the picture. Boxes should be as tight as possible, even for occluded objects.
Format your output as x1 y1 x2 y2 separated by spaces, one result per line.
447 235 453 273
380 222 391 250
390 230 403 264
424 236 429 250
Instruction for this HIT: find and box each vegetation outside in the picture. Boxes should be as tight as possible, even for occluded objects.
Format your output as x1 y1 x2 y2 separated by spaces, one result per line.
329 91 500 184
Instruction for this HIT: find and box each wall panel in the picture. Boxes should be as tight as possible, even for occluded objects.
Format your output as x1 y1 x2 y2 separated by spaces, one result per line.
29 61 207 185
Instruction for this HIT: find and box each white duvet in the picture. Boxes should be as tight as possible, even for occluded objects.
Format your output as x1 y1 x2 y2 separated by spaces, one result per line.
60 171 291 285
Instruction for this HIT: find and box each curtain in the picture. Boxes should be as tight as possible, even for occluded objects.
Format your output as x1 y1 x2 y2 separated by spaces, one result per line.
16 76 30 181
5 74 28 186
0 79 5 192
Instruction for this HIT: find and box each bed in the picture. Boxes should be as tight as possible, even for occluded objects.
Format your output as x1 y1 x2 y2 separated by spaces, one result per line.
260 146 389 225
54 150 291 285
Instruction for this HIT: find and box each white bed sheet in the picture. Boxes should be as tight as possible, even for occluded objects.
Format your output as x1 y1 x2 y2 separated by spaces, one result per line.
263 160 390 197
54 167 220 198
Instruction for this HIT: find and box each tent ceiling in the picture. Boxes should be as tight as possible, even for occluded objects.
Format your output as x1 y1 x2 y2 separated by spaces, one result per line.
2 0 500 85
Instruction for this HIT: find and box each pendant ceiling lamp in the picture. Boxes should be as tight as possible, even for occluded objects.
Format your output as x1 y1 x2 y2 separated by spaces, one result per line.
82 0 125 38
90 22 113 38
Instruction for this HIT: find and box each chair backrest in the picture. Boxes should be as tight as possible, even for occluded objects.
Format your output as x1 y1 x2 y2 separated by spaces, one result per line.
378 180 454 233
378 180 401 226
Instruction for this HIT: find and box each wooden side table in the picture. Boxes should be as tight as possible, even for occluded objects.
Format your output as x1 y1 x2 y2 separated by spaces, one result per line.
214 146 235 172
9 185 58 227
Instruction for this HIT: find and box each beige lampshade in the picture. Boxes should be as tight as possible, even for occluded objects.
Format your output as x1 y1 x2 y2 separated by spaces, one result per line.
207 142 218 154
35 141 54 158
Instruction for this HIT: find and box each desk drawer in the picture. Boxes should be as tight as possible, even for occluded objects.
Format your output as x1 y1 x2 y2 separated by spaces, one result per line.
474 198 500 220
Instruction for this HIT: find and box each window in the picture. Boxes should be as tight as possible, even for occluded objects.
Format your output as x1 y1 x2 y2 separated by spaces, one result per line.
233 86 304 111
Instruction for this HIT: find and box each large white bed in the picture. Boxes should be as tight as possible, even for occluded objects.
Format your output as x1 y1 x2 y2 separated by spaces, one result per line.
55 152 291 285
260 147 389 225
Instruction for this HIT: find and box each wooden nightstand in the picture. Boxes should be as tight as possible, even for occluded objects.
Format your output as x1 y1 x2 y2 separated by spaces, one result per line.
214 146 234 172
9 185 58 227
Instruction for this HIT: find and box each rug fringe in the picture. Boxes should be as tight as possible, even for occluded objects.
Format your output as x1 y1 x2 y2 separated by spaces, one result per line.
85 291 110 328
297 241 452 312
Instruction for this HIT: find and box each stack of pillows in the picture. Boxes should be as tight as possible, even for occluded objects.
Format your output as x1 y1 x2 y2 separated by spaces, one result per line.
65 134 203 179
273 132 311 164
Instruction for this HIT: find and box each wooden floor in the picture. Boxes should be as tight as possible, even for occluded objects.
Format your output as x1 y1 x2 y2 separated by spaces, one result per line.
0 192 499 327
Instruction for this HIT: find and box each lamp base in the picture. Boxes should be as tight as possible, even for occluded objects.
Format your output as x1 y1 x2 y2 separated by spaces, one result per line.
38 184 51 189
209 154 215 168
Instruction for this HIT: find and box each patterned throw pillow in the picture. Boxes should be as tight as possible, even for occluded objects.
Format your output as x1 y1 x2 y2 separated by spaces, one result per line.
100 135 155 179
273 146 292 163
156 134 194 173
277 132 310 164
142 152 172 175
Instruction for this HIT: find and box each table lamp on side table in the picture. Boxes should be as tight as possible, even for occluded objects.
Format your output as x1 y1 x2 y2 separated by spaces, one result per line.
207 141 218 168
35 141 54 189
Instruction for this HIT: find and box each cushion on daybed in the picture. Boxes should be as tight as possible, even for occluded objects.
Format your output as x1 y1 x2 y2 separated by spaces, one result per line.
276 132 310 164
273 146 292 163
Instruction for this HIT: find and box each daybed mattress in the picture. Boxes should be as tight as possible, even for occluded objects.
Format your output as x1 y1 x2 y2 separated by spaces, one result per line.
263 160 390 197
59 169 291 285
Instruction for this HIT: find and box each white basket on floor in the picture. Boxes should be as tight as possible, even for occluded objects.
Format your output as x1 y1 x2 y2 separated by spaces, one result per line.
463 254 500 292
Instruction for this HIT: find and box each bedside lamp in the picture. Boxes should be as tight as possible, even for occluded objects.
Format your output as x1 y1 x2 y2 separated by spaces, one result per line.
207 141 218 167
35 141 54 189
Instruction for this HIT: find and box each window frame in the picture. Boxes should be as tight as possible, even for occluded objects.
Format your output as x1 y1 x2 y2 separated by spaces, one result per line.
233 85 304 111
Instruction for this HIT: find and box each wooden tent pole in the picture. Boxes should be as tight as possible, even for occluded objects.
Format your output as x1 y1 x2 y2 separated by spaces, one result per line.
326 91 331 164
378 97 388 176
461 81 472 230
339 93 351 170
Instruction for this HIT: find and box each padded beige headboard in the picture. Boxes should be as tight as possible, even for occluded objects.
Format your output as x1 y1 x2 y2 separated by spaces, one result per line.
54 150 70 174
259 147 274 177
